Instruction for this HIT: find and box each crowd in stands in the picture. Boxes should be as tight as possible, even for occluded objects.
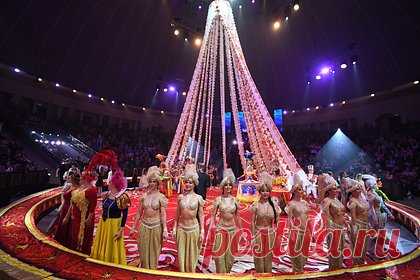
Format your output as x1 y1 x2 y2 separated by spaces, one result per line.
0 130 37 173
283 122 420 200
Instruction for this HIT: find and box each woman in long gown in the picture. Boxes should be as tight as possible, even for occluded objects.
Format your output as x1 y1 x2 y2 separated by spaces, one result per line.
173 169 204 272
321 184 350 270
211 169 241 273
130 166 168 269
347 183 370 265
91 169 131 264
67 170 97 254
286 184 312 273
251 172 281 273
50 167 80 243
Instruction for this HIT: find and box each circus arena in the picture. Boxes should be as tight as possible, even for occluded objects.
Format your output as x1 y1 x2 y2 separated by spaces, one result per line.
0 0 419 279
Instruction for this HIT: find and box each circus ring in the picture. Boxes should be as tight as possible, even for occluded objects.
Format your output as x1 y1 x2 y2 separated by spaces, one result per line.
0 187 419 280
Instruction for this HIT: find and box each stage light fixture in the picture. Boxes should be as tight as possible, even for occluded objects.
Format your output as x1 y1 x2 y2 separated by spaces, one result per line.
174 29 180 36
252 0 255 3
122 103 125 106
169 86 176 92
315 106 320 110
182 91 187 96
307 81 311 85
163 88 168 92
232 140 238 145
239 5 242 9
306 108 310 111
111 100 115 104
55 83 60 87
293 4 300 11
14 68 21 73
88 94 92 98
198 5 202 10
72 89 77 93
100 97 104 101
283 110 288 115
161 110 165 114
340 63 348 69
342 101 346 104
329 103 334 107
320 66 331 75
37 78 43 82
273 21 281 30
292 110 295 113
315 75 321 80
285 16 289 21
414 80 419 85
195 38 202 47
142 107 146 111
370 93 375 97
184 38 188 42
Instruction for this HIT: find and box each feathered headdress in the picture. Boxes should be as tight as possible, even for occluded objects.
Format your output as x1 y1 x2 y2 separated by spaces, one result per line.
258 171 273 191
146 166 161 183
155 154 166 162
182 168 199 186
220 168 236 187
82 149 118 182
109 168 127 192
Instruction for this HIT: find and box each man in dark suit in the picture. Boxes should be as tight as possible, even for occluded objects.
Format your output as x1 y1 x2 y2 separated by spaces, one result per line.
195 163 211 200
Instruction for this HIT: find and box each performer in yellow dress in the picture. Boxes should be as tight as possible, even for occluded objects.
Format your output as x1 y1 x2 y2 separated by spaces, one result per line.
159 162 173 198
237 160 259 203
91 169 130 265
173 169 205 272
130 166 168 269
211 169 241 273
251 172 281 273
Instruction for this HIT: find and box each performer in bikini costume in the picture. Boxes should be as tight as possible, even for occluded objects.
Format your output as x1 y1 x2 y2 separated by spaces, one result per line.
173 168 205 272
130 166 168 269
211 169 241 273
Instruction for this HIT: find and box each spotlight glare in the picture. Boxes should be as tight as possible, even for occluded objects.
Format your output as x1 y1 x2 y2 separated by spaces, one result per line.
160 110 164 114
414 80 419 85
198 5 202 10
100 97 104 101
306 108 310 111
31 131 36 134
283 110 288 115
370 93 375 97
88 94 92 98
184 37 188 42
252 0 255 3
14 68 21 73
37 78 43 82
292 110 295 113
163 88 168 92
342 100 346 104
51 141 56 145
285 16 289 21
72 89 77 93
122 103 125 106
232 140 238 145
239 5 242 9
352 61 357 65
307 81 311 85
315 75 322 80
329 103 334 107
320 67 331 75
273 21 281 30
142 107 146 111
111 100 115 104
55 83 60 87
293 4 300 11
340 63 348 69
174 29 180 36
315 106 320 110
182 91 187 96
169 86 176 92
194 37 202 47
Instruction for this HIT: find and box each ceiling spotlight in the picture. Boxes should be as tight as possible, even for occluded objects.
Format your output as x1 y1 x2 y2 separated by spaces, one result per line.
306 108 310 111
340 63 348 69
194 37 202 47
198 5 202 10
184 37 188 42
14 68 21 73
315 75 322 80
414 80 419 85
329 103 334 107
292 110 295 113
239 5 242 9
315 106 320 110
169 86 176 92
88 94 92 98
122 103 125 106
370 93 375 97
174 29 180 36
111 100 115 104
182 91 187 96
160 110 164 114
55 83 60 87
320 66 331 75
100 97 104 101
142 107 146 111
341 100 346 104
307 81 311 85
293 4 300 11
51 141 56 145
163 88 168 92
352 61 357 65
273 21 281 31
283 110 288 115
37 78 43 82
285 16 289 21
252 0 255 3
72 89 77 93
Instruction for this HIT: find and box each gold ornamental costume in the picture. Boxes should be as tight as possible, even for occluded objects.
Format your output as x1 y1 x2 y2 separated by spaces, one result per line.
251 197 279 273
91 191 130 265
347 195 370 265
212 196 238 273
139 193 168 269
176 193 204 272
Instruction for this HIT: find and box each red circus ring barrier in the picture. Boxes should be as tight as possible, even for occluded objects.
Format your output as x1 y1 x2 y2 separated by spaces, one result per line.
0 188 419 280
